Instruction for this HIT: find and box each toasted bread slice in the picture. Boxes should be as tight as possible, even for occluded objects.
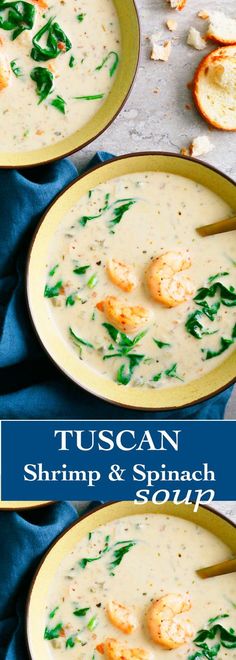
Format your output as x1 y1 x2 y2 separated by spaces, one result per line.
167 0 186 11
193 45 236 131
207 11 236 45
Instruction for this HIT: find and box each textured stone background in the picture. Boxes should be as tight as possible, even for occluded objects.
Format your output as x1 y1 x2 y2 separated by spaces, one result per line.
71 0 236 518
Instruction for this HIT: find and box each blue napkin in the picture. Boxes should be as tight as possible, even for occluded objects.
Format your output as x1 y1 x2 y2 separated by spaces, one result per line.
0 152 232 419
0 502 78 660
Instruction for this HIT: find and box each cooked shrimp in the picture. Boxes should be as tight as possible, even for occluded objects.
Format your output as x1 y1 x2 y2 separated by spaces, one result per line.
107 600 138 634
96 296 152 333
96 638 152 660
146 251 194 307
0 56 10 90
107 258 138 293
31 0 48 8
146 593 194 649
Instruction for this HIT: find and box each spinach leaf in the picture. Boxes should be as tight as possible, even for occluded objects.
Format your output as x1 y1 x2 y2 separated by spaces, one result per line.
202 337 234 360
73 607 90 617
165 363 183 381
109 541 137 575
208 615 229 625
185 310 218 340
79 193 110 227
10 58 23 76
49 264 59 277
95 50 119 77
208 272 229 283
103 323 146 355
0 1 35 39
66 637 75 648
49 606 59 619
77 12 86 22
44 280 62 298
108 199 136 233
69 54 76 68
44 623 63 640
79 535 110 568
74 93 104 100
194 282 236 308
152 372 162 382
31 17 72 62
73 265 90 275
66 294 75 307
117 354 144 385
51 95 66 113
31 66 54 103
153 338 171 349
197 301 221 321
69 327 94 349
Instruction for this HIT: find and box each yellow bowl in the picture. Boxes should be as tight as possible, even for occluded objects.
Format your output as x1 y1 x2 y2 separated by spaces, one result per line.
26 500 236 659
27 152 236 411
0 1 140 169
0 501 53 510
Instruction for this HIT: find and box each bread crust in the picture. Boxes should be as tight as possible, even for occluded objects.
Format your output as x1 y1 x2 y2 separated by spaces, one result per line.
193 45 236 131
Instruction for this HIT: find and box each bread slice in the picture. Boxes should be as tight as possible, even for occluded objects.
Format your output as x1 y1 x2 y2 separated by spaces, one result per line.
167 0 186 11
207 11 236 45
193 45 236 131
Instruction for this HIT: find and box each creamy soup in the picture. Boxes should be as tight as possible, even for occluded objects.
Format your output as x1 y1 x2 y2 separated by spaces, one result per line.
44 513 236 659
0 0 120 151
44 171 236 389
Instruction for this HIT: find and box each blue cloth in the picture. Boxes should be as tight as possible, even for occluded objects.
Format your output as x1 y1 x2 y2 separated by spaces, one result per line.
0 152 232 419
0 502 78 660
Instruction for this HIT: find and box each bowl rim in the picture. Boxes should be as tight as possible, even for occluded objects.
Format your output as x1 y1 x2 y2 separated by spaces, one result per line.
25 499 236 660
26 151 236 412
0 501 54 511
0 0 140 170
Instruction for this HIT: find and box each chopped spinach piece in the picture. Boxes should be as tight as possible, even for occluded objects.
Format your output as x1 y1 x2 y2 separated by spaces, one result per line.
208 272 229 283
10 58 23 76
73 607 90 617
152 372 162 382
49 606 59 619
69 54 76 68
44 623 63 640
44 280 62 298
74 93 104 100
108 199 136 232
194 282 236 308
31 17 72 62
49 264 59 277
79 535 110 568
73 265 90 275
185 310 218 340
66 636 75 648
79 193 110 227
77 12 86 22
0 0 35 39
95 50 119 77
30 66 54 103
202 337 234 360
103 323 146 355
66 294 75 307
165 363 183 381
109 541 137 575
51 95 66 113
153 338 171 349
117 354 144 385
208 615 229 625
69 327 94 349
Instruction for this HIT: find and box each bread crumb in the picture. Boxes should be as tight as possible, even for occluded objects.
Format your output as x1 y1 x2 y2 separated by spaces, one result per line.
166 18 177 31
153 87 160 94
167 0 186 10
197 10 209 20
187 27 206 50
150 36 172 61
190 135 214 157
180 147 189 156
